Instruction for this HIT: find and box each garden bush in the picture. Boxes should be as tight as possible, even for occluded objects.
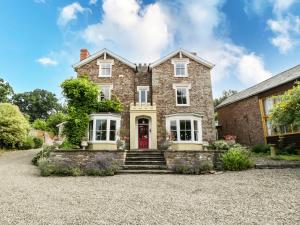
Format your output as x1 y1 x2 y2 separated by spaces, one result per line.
210 140 230 150
33 137 43 148
32 119 48 131
32 146 54 166
221 146 253 171
279 143 297 155
38 159 83 177
251 143 270 154
172 159 213 175
85 156 120 176
59 139 77 150
19 136 35 150
0 103 30 149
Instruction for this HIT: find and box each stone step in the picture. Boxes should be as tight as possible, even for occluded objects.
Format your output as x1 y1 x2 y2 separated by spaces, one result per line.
119 170 173 174
123 165 167 170
126 154 164 159
127 151 164 154
125 161 165 165
125 157 165 161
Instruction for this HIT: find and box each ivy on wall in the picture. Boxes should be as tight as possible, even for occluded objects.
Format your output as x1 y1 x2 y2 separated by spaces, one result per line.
61 75 123 145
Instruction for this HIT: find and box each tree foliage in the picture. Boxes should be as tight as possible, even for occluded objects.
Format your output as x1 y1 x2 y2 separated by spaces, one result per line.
0 103 30 148
214 89 237 109
270 82 300 125
0 77 14 103
61 76 123 146
12 89 62 121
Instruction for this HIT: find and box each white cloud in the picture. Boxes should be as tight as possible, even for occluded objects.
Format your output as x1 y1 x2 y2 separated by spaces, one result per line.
83 0 169 62
237 53 272 84
81 0 271 87
89 0 98 5
58 2 90 26
37 57 58 66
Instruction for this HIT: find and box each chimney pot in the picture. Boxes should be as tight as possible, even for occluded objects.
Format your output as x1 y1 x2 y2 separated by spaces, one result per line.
80 49 90 61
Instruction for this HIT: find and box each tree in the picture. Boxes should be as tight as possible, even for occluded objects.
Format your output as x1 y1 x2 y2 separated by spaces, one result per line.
270 82 300 126
0 103 30 149
46 112 67 135
0 77 14 103
214 89 238 109
12 89 62 121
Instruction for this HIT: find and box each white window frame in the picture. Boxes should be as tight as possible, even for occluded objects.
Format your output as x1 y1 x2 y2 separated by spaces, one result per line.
88 114 121 143
173 83 191 106
97 59 114 77
171 58 189 77
166 114 203 144
137 86 149 106
98 84 113 101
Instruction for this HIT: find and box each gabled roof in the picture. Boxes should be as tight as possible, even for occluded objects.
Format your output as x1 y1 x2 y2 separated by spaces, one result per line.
149 48 214 69
217 64 300 109
72 48 136 69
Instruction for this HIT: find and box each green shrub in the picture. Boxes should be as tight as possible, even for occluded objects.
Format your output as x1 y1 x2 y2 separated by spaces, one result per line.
32 119 48 131
251 144 270 153
38 159 83 177
210 140 230 150
32 146 54 166
279 143 297 155
33 137 43 148
0 103 30 149
46 112 67 135
221 147 253 171
19 136 35 150
172 159 213 174
59 139 76 150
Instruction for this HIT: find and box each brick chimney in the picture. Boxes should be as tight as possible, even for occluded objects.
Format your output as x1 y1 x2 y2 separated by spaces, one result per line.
191 52 197 56
80 49 90 61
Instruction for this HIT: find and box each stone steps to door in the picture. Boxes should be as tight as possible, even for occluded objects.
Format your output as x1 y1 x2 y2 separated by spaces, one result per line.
121 150 172 173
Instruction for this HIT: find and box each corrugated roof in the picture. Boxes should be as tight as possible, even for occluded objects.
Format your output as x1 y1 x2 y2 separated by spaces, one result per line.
217 64 300 108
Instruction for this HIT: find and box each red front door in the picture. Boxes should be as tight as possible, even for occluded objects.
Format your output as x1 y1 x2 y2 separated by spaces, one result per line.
138 124 149 149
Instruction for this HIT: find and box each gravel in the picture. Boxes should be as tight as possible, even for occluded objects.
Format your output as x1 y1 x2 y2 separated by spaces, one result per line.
0 149 299 225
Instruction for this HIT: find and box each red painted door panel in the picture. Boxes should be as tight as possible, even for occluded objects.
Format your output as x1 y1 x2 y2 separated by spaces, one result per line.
138 125 149 149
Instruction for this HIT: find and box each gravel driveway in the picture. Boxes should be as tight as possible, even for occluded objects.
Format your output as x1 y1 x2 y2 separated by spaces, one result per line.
0 150 299 225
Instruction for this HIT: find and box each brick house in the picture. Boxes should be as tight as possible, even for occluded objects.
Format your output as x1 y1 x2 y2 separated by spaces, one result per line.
73 48 215 151
216 64 300 147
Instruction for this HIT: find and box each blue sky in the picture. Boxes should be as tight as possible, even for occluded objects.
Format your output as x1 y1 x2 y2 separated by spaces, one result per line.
0 0 300 100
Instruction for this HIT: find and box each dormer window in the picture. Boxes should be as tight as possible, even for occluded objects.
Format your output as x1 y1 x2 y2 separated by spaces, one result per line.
97 59 114 77
171 58 189 77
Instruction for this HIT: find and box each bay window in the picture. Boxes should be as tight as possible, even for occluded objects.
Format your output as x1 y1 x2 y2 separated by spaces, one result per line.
88 114 121 142
166 115 202 143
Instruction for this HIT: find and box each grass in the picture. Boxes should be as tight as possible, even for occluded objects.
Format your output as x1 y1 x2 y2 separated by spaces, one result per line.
271 155 300 161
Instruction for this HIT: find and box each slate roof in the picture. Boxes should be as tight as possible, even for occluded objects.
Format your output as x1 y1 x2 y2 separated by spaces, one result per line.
217 64 300 108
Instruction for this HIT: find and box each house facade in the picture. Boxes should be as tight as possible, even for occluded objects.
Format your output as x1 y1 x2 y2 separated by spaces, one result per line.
217 64 300 147
73 48 215 151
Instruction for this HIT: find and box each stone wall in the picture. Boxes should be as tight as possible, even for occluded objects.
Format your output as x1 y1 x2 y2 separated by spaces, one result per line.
164 150 224 170
76 53 136 139
49 150 126 167
152 53 215 147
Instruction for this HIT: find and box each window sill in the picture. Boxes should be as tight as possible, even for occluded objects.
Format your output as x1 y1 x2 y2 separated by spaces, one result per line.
88 141 117 144
176 104 190 107
98 75 112 78
172 141 202 144
174 75 189 77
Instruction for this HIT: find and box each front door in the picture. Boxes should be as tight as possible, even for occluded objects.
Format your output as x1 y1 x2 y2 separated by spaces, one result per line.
138 124 149 149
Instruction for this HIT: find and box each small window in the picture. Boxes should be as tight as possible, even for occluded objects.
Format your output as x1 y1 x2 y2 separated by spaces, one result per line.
175 63 186 76
99 85 111 101
96 120 107 141
109 120 116 141
179 120 192 141
100 63 111 77
137 86 149 105
170 120 177 141
176 88 188 105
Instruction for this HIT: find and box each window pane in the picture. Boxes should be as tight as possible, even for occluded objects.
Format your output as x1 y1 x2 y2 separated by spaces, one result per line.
264 98 274 116
89 120 93 141
170 120 177 141
193 120 198 130
95 119 107 141
179 120 192 141
194 131 198 141
101 63 111 76
185 131 192 140
186 120 191 130
177 88 187 105
110 120 116 131
176 63 186 76
99 86 110 100
140 90 146 103
109 131 116 141
180 120 185 130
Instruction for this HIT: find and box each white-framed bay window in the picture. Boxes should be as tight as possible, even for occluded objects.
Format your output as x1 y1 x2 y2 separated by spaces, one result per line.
97 59 114 77
171 58 189 77
173 83 191 106
166 114 202 143
98 84 113 101
88 114 121 143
